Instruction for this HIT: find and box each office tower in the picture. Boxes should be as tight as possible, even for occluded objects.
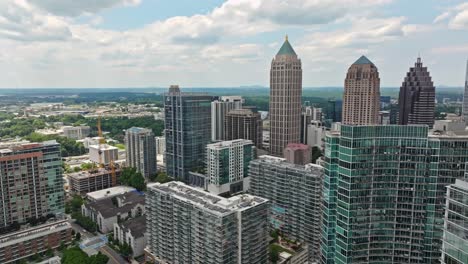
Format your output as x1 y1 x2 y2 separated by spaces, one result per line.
206 139 255 195
321 125 468 264
463 60 468 123
441 178 468 264
164 85 212 182
211 96 243 141
398 57 436 127
269 36 302 156
301 106 322 144
342 56 380 125
249 156 323 261
125 127 157 179
224 108 263 148
0 141 64 228
89 144 119 165
145 182 269 264
283 143 311 165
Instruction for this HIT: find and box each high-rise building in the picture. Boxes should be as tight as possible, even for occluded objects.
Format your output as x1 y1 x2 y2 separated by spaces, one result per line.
0 141 64 228
321 125 468 264
224 107 263 148
324 99 342 126
211 96 243 141
301 106 322 144
145 182 269 264
155 136 165 155
164 85 213 182
441 178 468 264
269 36 302 156
463 60 468 123
398 57 436 128
249 155 323 261
307 121 325 148
283 143 311 165
89 144 119 165
125 127 157 179
206 139 255 195
342 56 380 125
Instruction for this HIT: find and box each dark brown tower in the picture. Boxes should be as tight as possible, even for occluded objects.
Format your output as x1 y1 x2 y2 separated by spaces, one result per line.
398 57 435 128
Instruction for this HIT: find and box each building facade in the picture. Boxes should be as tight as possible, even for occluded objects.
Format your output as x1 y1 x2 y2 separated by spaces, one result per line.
301 106 322 145
342 56 380 125
463 60 468 124
89 144 119 165
269 36 302 156
249 156 323 261
307 121 326 148
211 96 243 141
113 216 147 257
398 57 436 127
224 108 263 148
145 182 269 264
164 85 213 182
283 143 311 165
441 178 468 264
206 139 255 195
324 99 342 128
62 126 91 140
155 136 165 155
125 127 157 179
68 168 120 195
321 125 468 264
0 141 64 228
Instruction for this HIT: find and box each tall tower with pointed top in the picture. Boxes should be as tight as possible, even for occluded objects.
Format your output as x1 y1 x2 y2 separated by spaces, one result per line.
269 36 302 156
398 57 436 127
342 56 380 125
463 60 468 124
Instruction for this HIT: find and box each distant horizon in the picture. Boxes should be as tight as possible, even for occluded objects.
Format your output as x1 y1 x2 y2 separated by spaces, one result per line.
0 86 464 90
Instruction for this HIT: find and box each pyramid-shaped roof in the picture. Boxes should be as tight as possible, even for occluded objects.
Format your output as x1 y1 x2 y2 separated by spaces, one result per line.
353 55 374 65
277 36 296 56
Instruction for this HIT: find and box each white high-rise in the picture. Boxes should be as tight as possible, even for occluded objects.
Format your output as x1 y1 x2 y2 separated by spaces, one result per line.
211 96 243 141
463 60 468 124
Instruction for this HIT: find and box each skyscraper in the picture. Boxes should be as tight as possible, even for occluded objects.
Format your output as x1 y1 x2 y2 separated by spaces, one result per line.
224 107 263 148
321 125 468 264
0 141 64 228
145 182 269 264
164 85 213 182
125 127 157 179
211 96 243 141
342 56 380 125
398 57 436 127
269 36 302 156
206 139 255 195
463 60 468 123
249 155 323 261
301 106 322 144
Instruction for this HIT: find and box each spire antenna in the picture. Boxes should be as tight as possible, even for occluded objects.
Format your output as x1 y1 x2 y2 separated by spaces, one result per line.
285 34 288 41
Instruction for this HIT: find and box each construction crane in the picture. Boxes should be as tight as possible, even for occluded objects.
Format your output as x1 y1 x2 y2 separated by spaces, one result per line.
97 116 117 186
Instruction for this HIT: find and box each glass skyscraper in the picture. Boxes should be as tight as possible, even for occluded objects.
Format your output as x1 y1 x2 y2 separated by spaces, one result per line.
321 125 468 264
164 85 213 182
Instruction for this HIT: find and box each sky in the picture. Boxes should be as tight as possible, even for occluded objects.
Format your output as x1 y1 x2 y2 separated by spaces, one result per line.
1 0 468 88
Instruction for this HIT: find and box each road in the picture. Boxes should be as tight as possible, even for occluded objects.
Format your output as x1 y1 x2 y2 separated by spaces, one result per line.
68 219 128 264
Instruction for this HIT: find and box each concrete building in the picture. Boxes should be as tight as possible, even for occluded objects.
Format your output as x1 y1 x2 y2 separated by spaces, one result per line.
155 136 165 155
211 96 243 141
342 56 380 125
249 156 323 261
125 127 157 179
82 191 145 233
206 139 255 196
145 182 269 264
434 119 467 133
441 178 468 264
164 85 213 182
86 186 136 202
321 125 468 264
224 108 263 148
398 57 436 128
89 144 119 165
283 143 311 165
68 168 119 195
269 36 302 156
0 141 64 227
0 219 72 264
462 60 468 124
301 106 322 145
78 137 103 149
378 110 390 125
62 125 91 140
306 121 325 148
113 216 147 257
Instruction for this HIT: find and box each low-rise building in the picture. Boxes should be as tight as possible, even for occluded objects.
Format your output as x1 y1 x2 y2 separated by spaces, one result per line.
86 186 136 202
113 216 147 257
68 168 120 195
82 191 145 233
0 220 72 264
283 143 311 165
63 126 91 140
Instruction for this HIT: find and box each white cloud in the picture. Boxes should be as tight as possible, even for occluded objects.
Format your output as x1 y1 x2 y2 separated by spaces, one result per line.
434 3 468 30
28 0 141 16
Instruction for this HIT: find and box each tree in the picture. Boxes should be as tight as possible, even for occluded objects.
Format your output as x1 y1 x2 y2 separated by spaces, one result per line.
75 232 81 241
45 247 54 258
119 242 133 258
62 247 91 264
151 171 172 183
120 167 146 191
311 146 323 163
89 252 109 264
270 246 280 263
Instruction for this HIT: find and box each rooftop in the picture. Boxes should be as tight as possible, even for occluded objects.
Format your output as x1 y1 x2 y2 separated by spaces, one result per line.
89 144 118 151
285 143 310 151
86 186 136 201
276 36 297 56
68 168 117 180
117 216 146 238
0 220 70 248
256 155 323 172
126 127 153 134
353 55 374 65
85 191 145 218
207 139 253 149
148 182 268 217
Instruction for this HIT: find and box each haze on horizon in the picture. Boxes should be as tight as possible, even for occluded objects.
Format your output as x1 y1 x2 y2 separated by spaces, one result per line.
1 0 468 88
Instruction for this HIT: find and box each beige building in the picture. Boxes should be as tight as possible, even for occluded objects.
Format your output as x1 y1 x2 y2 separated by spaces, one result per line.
342 56 380 125
283 143 311 165
269 36 302 156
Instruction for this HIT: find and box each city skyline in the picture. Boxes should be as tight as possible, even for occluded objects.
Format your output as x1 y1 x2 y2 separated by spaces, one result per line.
1 1 468 88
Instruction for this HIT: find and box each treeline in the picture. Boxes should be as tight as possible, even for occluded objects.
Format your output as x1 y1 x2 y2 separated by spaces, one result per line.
26 132 86 157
